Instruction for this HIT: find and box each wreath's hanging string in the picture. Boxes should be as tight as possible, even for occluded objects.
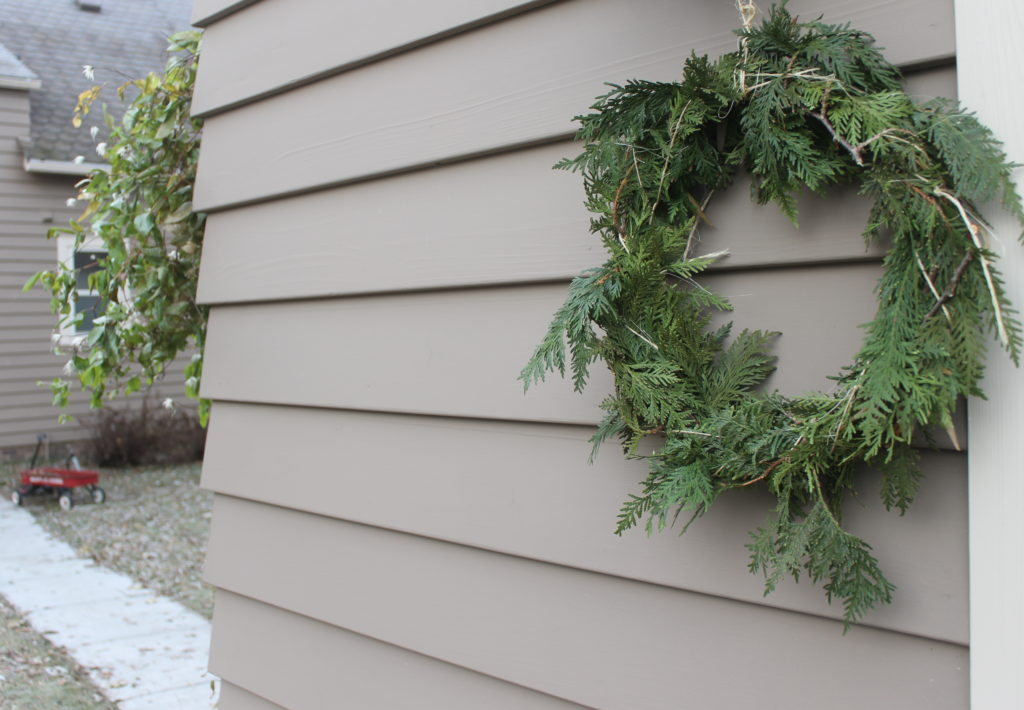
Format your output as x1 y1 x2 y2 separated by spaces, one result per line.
736 0 759 94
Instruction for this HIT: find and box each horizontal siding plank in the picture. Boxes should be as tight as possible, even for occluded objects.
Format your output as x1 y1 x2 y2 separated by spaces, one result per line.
0 425 91 450
217 681 286 710
0 274 47 288
0 296 49 315
202 402 968 642
0 315 67 331
0 168 41 181
0 338 66 356
200 266 881 422
216 682 285 710
0 92 29 114
193 0 561 116
197 145 880 305
0 235 61 250
0 382 187 421
0 400 99 426
211 590 591 710
204 495 968 710
0 360 187 385
0 379 53 396
0 390 73 409
191 0 258 27
0 259 54 273
0 222 70 235
0 247 63 262
193 0 954 211
0 326 55 341
0 181 82 200
0 372 92 395
0 196 81 211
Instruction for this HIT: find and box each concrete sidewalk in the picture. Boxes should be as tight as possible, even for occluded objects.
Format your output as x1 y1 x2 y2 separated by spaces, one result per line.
0 500 218 709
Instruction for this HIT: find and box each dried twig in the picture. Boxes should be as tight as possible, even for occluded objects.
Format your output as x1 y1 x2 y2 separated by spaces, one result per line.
739 457 785 487
683 190 715 259
735 1 759 94
924 251 974 320
934 189 1009 346
809 111 863 164
626 322 659 350
648 99 693 224
809 111 909 166
916 254 953 323
611 174 630 252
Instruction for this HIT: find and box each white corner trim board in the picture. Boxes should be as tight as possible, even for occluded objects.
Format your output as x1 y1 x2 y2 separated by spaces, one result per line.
956 1 1024 709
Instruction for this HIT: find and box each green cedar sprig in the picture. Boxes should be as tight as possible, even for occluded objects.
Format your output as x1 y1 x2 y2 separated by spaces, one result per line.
521 4 1022 628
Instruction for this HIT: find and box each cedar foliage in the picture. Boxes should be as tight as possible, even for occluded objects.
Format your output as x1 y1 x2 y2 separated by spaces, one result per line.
521 4 1022 628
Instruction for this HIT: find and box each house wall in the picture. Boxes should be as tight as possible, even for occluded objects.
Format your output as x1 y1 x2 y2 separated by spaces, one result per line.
194 1 969 708
0 86 187 453
0 86 95 450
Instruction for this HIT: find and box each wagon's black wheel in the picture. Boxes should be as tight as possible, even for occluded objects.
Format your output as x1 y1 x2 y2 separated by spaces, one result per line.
91 487 106 504
11 490 22 506
58 492 73 511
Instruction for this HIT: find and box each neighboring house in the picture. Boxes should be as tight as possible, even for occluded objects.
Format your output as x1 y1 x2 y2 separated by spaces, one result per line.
191 1 1021 708
0 0 193 452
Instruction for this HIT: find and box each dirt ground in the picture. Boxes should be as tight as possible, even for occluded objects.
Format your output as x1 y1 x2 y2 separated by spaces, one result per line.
0 596 117 709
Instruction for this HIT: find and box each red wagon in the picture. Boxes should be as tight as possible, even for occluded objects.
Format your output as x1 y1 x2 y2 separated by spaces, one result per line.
10 434 105 511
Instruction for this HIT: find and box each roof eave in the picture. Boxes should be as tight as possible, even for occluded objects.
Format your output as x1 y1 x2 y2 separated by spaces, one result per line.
23 156 108 175
0 75 42 90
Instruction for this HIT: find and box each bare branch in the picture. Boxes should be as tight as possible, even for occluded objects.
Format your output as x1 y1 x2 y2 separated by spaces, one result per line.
924 251 974 320
809 110 865 165
934 189 1010 346
916 254 953 323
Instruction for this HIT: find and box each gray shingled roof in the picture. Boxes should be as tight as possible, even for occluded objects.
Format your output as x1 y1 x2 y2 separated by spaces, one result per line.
0 0 193 162
0 40 40 87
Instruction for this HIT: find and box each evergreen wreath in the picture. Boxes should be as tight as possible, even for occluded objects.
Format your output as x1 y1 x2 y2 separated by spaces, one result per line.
521 2 1023 627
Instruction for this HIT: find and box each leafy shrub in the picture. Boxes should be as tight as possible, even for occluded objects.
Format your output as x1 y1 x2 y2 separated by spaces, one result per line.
82 397 205 468
29 31 209 424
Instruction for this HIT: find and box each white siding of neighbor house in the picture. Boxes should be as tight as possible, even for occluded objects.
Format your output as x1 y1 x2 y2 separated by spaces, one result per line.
194 2 973 707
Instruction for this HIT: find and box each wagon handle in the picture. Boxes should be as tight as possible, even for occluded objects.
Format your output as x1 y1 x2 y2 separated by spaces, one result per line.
29 433 47 468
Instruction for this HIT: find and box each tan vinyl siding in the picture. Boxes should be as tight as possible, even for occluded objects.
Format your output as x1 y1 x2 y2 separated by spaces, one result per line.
195 64 950 305
212 591 592 710
192 0 561 116
203 402 967 643
217 682 287 710
201 262 962 452
206 496 967 710
195 2 967 706
196 146 883 305
202 269 879 421
192 0 954 212
191 0 259 28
